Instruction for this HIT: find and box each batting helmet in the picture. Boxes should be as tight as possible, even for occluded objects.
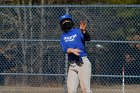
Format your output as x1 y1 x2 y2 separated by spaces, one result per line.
59 14 74 25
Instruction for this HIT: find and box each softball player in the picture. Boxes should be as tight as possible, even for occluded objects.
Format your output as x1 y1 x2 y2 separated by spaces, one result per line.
59 14 93 93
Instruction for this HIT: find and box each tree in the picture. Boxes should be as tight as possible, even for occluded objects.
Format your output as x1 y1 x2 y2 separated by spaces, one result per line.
0 0 139 4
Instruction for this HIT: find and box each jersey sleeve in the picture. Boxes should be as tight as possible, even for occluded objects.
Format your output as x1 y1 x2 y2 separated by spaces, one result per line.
60 35 67 53
83 31 91 41
77 28 84 40
77 28 91 41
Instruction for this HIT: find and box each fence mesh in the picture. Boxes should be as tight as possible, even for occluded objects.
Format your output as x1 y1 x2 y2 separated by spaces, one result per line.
0 5 140 93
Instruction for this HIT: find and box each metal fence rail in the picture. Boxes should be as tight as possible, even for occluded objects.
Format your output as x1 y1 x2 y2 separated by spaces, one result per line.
0 5 140 93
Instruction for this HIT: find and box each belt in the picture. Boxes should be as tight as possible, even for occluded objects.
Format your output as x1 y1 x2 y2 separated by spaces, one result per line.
69 56 87 66
69 56 87 64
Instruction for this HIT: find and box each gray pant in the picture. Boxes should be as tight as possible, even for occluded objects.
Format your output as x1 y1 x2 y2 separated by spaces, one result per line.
67 56 93 93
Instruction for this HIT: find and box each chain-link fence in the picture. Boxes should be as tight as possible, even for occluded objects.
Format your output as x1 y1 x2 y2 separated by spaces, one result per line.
0 5 140 93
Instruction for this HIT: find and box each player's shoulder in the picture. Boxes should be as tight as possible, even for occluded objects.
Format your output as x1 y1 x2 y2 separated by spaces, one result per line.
73 27 82 34
72 27 80 31
60 33 65 38
71 27 81 33
60 32 68 39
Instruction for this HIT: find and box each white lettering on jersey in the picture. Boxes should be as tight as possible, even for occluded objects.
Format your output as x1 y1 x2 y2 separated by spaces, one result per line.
64 34 77 42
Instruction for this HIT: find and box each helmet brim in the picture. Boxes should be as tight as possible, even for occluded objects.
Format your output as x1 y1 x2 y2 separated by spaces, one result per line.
60 18 73 26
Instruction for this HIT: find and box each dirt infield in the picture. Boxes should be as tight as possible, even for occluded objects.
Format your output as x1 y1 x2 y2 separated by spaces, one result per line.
0 85 140 93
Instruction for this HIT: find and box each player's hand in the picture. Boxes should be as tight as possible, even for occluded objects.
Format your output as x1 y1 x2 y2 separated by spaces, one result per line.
80 21 87 32
72 49 81 56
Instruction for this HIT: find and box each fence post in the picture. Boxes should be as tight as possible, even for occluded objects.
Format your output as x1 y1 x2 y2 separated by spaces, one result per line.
122 65 125 93
64 7 69 93
66 6 69 14
64 53 68 93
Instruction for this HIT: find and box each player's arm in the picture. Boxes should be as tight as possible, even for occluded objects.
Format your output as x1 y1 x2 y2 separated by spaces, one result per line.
67 48 81 56
80 21 91 41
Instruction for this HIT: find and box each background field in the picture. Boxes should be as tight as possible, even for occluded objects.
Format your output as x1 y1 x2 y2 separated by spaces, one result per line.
0 85 140 93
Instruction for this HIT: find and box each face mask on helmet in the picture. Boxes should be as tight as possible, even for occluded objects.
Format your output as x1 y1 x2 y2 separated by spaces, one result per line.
60 19 74 33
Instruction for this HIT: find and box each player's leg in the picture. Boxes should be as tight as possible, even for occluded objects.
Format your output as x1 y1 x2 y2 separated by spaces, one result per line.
79 57 92 93
67 63 79 93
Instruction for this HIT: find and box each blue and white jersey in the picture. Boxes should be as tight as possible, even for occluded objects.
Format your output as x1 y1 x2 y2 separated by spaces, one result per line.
60 28 90 62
